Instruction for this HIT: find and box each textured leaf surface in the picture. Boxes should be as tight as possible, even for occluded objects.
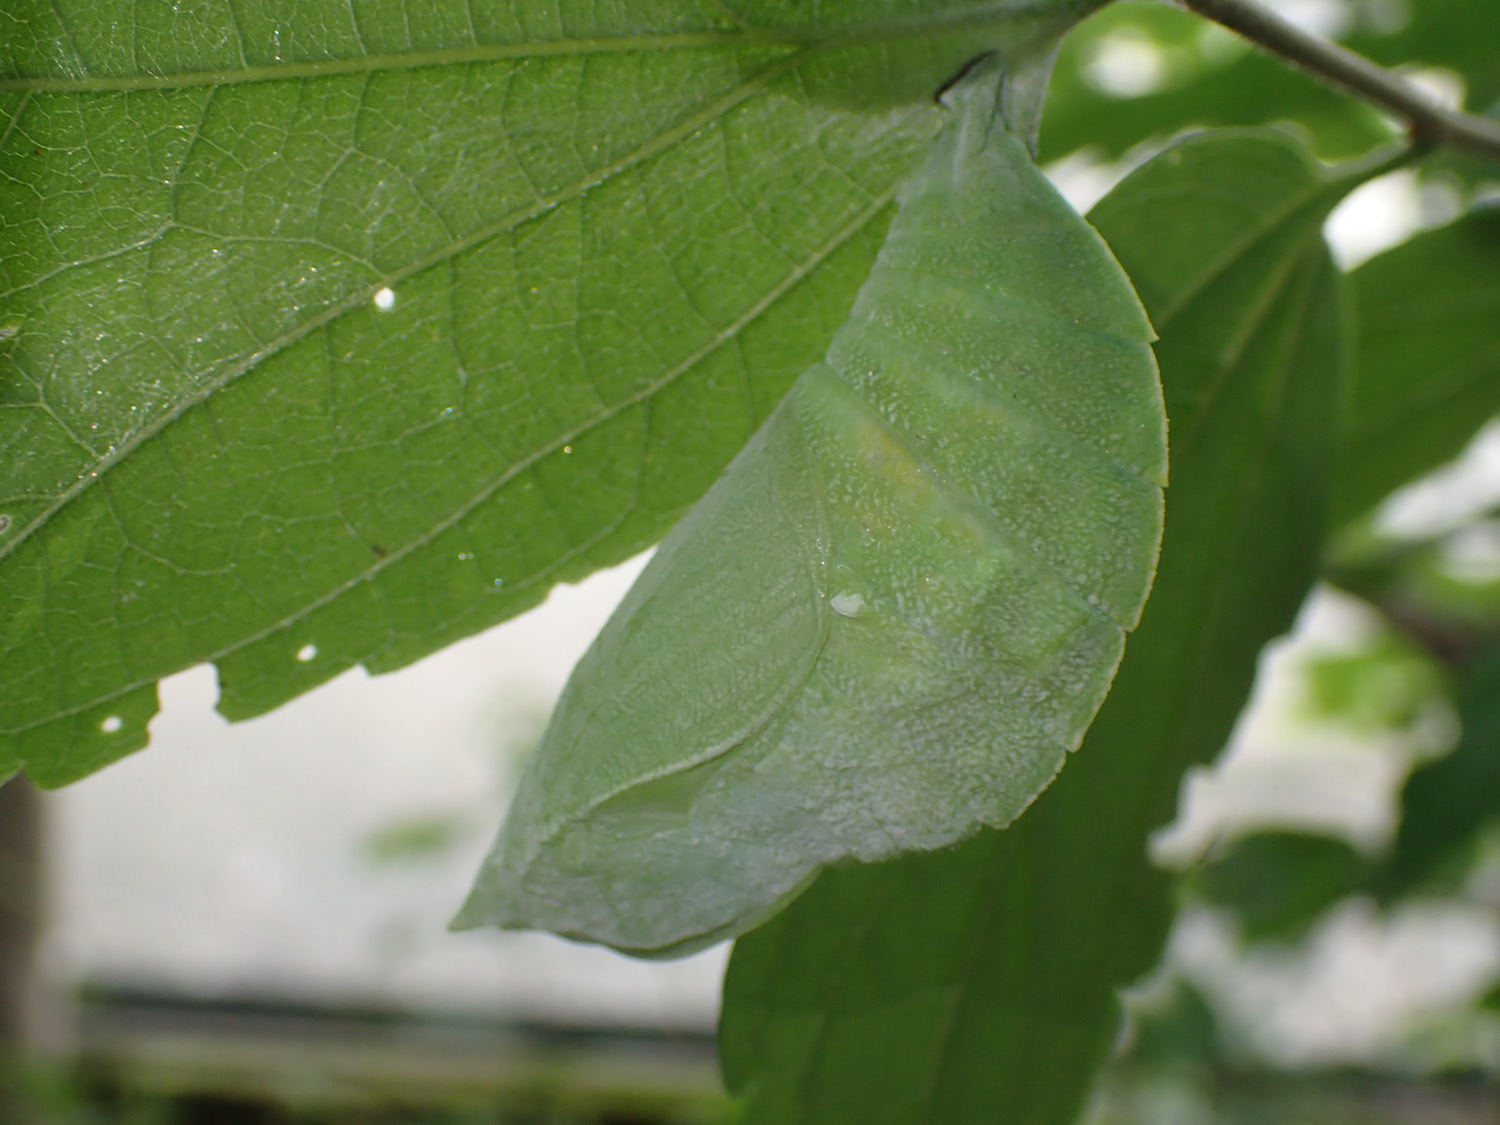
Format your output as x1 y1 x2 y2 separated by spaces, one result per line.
720 129 1353 1124
459 63 1166 956
1333 207 1500 525
0 0 1105 785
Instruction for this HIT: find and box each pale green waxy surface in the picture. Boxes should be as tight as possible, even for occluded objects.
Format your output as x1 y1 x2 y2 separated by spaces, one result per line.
0 0 1106 786
460 68 1166 955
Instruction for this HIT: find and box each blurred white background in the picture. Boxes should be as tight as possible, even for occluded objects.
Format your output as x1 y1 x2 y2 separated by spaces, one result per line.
41 553 726 1033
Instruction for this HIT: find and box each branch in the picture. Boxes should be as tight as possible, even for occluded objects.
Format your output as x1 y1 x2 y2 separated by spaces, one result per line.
1179 0 1500 165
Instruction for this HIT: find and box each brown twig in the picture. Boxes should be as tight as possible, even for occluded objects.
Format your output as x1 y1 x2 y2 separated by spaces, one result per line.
1180 0 1500 164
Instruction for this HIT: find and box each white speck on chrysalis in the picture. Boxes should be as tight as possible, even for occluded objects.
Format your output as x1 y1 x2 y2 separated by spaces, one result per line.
830 592 866 618
373 286 396 310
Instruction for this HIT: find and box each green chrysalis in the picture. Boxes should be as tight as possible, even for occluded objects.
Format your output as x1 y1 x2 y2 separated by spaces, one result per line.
458 60 1167 956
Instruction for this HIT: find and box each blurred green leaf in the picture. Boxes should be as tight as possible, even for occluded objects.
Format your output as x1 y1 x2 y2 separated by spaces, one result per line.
1042 0 1500 165
1351 0 1500 116
0 0 1103 786
1326 525 1500 663
1117 978 1224 1074
1042 2 1388 163
362 813 468 868
1298 629 1448 734
1333 207 1500 526
1191 830 1369 945
1478 978 1500 1014
720 128 1353 1125
1376 640 1500 901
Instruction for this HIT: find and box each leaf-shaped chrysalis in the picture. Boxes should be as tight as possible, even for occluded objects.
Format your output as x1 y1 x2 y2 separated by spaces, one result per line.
458 61 1167 956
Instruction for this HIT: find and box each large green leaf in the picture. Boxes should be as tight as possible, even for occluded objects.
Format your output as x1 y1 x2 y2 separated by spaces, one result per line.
458 61 1166 956
720 128 1354 1124
1333 206 1500 526
0 0 1107 786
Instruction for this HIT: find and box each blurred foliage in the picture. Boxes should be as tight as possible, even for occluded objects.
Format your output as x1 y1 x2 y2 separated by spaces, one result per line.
1076 0 1500 1042
1039 0 1500 1082
8 1038 735 1125
1403 529 1500 628
362 813 471 868
1120 977 1228 1075
1044 0 1500 168
1090 1069 1500 1125
1376 641 1500 900
1191 831 1371 944
1043 1 1389 163
1298 630 1449 736
1337 208 1500 528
